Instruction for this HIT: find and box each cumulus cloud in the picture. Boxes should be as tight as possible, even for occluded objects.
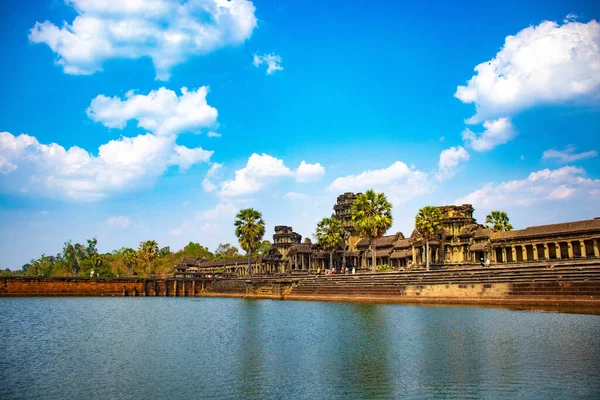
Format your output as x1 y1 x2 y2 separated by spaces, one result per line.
207 131 221 138
0 131 173 201
253 52 283 74
436 146 470 181
542 145 597 163
202 163 222 192
327 161 430 205
169 145 213 171
455 18 600 123
455 166 600 208
87 87 218 136
29 0 258 80
461 117 516 151
296 161 325 182
169 201 237 237
106 216 131 228
219 154 325 197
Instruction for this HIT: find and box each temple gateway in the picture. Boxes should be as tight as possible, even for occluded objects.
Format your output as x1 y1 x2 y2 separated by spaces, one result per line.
175 193 600 277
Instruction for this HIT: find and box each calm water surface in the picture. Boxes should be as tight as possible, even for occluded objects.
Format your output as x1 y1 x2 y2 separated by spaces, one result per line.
1 298 599 399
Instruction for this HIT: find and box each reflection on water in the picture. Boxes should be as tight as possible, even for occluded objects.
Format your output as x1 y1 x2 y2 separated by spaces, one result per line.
1 298 599 399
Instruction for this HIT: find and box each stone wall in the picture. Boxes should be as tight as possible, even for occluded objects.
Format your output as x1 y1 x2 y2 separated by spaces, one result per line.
0 277 145 297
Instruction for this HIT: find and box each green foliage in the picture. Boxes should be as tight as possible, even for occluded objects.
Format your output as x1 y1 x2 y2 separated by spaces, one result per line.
415 206 443 270
214 243 241 260
255 240 272 257
375 264 394 272
315 217 345 251
234 208 265 277
415 206 443 240
351 190 393 271
486 211 513 232
158 246 172 257
138 240 159 277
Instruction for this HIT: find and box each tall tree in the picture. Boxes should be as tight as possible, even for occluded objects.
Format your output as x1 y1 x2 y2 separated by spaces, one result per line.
122 248 137 277
351 190 393 272
486 211 513 232
415 206 443 270
315 217 345 271
214 243 241 260
139 240 159 277
63 241 79 277
234 208 265 278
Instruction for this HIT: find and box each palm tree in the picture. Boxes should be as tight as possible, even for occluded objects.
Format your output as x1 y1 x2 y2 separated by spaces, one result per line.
315 217 345 271
234 208 265 278
415 206 443 270
122 248 137 277
139 240 159 277
486 211 513 232
351 190 393 272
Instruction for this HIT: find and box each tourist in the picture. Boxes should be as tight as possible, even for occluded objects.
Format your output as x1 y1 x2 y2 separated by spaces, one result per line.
352 267 355 274
480 258 485 267
90 269 94 278
485 259 491 268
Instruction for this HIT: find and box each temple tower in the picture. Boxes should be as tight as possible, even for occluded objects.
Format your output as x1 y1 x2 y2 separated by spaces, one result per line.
333 192 362 251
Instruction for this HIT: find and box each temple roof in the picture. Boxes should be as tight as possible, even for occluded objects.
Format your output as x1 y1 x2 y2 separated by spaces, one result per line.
357 233 402 248
393 238 412 249
390 249 411 259
473 228 492 239
490 218 600 241
469 242 488 251
458 224 481 237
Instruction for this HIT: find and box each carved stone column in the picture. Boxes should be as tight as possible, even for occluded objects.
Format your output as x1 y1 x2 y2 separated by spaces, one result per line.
543 244 549 259
594 239 599 258
511 247 517 263
580 240 587 258
532 244 538 260
555 243 562 260
502 247 507 263
568 242 574 258
522 246 527 262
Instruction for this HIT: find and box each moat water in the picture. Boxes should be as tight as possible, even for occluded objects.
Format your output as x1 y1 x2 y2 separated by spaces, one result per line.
1 298 599 399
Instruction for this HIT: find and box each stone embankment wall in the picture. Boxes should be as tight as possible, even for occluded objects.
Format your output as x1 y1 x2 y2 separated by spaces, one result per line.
0 277 145 297
2 262 599 311
284 262 600 309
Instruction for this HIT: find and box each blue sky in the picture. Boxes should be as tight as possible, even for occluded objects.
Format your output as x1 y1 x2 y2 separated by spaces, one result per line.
1 0 599 269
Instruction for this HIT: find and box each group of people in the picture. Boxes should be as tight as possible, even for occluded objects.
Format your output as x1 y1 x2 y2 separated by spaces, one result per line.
480 258 491 268
316 266 356 275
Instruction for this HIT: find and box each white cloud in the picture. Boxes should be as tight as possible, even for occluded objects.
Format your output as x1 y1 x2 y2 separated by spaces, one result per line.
436 146 470 181
202 163 222 192
455 18 600 123
207 131 221 138
461 117 516 151
29 0 258 80
219 154 325 197
542 145 597 163
253 52 283 75
284 192 309 201
455 165 600 208
327 161 430 205
0 131 175 201
169 145 213 171
220 153 292 196
169 201 237 237
106 216 131 228
87 87 218 136
295 161 325 182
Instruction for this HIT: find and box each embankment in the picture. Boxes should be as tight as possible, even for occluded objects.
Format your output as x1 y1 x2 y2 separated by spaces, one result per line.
2 262 599 312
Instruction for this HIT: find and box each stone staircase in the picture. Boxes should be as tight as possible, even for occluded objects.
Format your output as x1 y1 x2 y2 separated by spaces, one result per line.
286 261 600 300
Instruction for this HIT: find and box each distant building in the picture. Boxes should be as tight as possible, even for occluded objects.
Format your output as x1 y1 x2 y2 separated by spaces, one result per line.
175 194 600 277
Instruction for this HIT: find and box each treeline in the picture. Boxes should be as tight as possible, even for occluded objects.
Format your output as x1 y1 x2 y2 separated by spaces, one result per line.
3 239 271 278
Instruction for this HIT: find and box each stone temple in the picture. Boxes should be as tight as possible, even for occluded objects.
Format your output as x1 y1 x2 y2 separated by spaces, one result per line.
175 193 600 277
